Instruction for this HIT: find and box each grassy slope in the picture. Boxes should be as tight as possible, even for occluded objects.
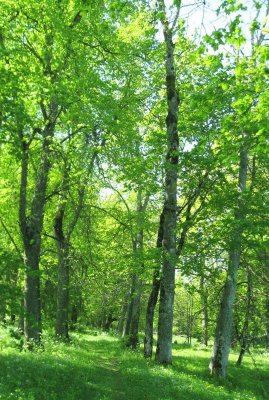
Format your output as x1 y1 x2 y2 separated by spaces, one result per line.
0 329 268 400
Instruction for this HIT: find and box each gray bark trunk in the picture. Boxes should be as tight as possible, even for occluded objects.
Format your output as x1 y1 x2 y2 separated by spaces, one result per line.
266 284 269 348
54 205 70 340
19 118 56 345
54 137 101 340
124 274 136 336
70 304 78 330
126 275 143 348
200 272 209 346
125 190 146 348
144 211 164 358
186 294 193 344
263 251 269 347
155 0 180 365
144 269 160 357
18 299 24 333
236 268 252 366
117 296 129 336
210 144 248 377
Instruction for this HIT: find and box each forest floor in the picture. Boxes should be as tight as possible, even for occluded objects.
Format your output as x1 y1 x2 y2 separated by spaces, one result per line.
0 327 268 400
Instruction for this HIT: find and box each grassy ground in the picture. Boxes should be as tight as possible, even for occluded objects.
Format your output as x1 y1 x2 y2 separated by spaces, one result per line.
0 327 268 400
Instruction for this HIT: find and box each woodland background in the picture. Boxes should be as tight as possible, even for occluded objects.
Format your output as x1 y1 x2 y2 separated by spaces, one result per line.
0 0 268 391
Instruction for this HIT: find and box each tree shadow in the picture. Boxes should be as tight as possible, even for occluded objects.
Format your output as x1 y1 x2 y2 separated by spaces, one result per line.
0 336 268 400
171 351 269 399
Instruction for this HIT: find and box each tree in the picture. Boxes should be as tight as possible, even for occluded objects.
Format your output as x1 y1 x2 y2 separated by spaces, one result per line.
155 0 180 365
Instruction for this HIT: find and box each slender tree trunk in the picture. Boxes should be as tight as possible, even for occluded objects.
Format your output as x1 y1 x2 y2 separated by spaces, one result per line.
127 275 143 348
70 305 78 331
54 205 70 340
102 312 116 331
124 274 136 336
125 189 148 348
54 207 68 339
263 251 269 347
266 289 269 347
19 119 56 345
18 299 24 333
1 304 6 324
117 295 129 336
155 0 180 365
200 273 209 346
186 294 193 345
127 227 144 348
210 144 248 377
236 268 252 366
144 211 164 358
144 269 161 357
24 241 42 344
54 139 101 340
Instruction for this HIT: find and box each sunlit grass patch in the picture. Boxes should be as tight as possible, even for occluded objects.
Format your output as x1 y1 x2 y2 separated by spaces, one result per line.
0 327 268 400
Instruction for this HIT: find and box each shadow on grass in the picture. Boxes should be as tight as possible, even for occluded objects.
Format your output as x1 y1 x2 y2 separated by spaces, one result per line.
0 336 268 400
170 351 269 399
0 352 229 400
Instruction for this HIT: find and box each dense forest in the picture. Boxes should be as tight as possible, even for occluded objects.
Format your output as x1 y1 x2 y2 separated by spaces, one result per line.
0 0 269 398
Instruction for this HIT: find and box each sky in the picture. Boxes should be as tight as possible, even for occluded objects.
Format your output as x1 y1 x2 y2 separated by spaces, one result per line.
165 0 228 36
161 0 269 56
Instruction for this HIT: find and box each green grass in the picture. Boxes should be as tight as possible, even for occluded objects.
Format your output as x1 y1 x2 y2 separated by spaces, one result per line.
0 327 268 400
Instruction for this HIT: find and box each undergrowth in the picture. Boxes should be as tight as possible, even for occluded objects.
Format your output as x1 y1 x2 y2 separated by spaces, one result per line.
0 326 268 400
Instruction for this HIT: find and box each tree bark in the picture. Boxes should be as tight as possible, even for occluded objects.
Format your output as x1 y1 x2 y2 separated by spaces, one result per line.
125 275 143 348
155 0 180 365
102 312 116 331
236 268 252 366
19 114 57 345
266 285 269 347
54 204 70 340
210 144 248 377
70 304 78 331
262 251 269 347
200 272 209 346
144 211 164 358
124 274 136 336
117 295 129 336
54 136 102 340
125 190 147 348
186 293 193 345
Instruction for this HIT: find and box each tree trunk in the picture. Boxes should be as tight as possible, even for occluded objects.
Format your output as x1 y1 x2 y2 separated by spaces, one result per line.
236 347 246 366
54 141 101 340
186 294 193 345
102 312 116 332
124 274 136 336
210 144 248 378
144 268 161 357
125 189 147 348
18 299 24 333
200 273 209 346
117 296 129 336
266 289 269 347
19 119 56 345
24 241 42 344
126 275 143 348
1 305 6 324
54 205 70 340
262 251 269 347
70 304 78 331
144 211 164 358
155 0 180 365
236 268 252 366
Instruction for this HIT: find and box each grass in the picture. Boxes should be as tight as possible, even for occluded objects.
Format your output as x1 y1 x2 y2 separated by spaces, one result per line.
0 327 268 400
